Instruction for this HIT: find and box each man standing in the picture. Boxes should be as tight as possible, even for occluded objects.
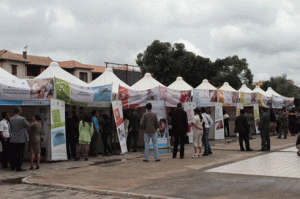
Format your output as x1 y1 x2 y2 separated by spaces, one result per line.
10 107 30 171
171 103 188 159
259 107 271 151
235 109 253 151
140 103 160 162
201 107 214 156
65 112 77 160
91 110 101 156
277 108 288 139
0 112 11 169
127 107 140 152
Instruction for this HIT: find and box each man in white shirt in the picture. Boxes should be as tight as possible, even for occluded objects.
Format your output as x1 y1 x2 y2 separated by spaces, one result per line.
0 112 11 169
201 107 214 156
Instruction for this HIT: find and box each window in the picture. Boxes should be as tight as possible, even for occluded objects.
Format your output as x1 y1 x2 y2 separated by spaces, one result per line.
79 72 88 82
12 65 17 76
27 66 40 77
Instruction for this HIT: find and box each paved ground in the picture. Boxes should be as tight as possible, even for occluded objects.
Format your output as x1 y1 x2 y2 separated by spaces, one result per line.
1 134 299 198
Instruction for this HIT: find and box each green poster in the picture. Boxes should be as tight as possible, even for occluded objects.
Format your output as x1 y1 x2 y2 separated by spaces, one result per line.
55 78 71 102
240 92 245 104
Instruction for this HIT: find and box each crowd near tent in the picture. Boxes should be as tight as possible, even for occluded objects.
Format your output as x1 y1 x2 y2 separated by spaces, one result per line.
0 60 296 161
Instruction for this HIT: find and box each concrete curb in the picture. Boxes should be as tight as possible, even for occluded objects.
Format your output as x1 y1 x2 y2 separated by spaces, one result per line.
22 176 181 199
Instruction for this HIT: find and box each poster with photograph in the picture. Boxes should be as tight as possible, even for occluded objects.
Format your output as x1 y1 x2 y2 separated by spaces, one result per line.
253 104 260 134
184 102 196 143
218 91 239 106
27 78 55 99
160 87 191 107
258 93 271 108
50 99 67 161
236 103 244 116
112 100 127 153
240 92 258 106
272 95 294 109
193 90 218 107
215 103 224 140
147 101 168 148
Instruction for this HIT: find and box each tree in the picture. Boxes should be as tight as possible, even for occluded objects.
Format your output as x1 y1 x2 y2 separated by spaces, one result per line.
261 74 300 97
136 40 253 89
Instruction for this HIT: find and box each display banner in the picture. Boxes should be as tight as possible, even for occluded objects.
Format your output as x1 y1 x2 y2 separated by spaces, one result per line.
184 102 196 143
272 95 295 109
0 99 50 106
27 78 55 99
240 92 258 106
112 100 127 154
119 86 191 109
55 77 112 103
50 99 67 161
236 103 244 116
193 90 218 107
253 104 260 134
257 93 271 107
147 101 168 148
218 90 239 106
215 103 225 139
0 79 30 99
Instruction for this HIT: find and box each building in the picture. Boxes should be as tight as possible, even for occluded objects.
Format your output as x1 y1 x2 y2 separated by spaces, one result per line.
253 81 263 87
0 49 140 85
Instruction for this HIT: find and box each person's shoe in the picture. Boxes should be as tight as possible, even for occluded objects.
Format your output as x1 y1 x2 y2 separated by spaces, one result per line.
240 148 245 151
209 151 213 155
11 167 15 171
143 159 149 162
35 165 40 169
260 148 266 151
193 154 198 158
283 137 287 139
180 157 184 159
29 166 34 170
246 148 253 151
75 157 79 161
85 158 88 161
16 168 26 172
266 148 270 151
132 150 137 152
202 153 209 156
277 137 281 139
155 159 161 162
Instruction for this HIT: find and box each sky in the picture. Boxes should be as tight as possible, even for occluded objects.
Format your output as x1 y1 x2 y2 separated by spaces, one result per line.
1 0 300 86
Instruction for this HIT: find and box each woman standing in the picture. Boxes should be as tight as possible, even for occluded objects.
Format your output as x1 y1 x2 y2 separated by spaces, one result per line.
76 114 94 161
29 115 42 170
100 113 111 155
288 109 298 136
192 109 203 157
270 109 277 136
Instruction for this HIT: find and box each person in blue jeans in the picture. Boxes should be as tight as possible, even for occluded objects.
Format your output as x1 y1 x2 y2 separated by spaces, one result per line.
140 103 160 162
201 107 213 156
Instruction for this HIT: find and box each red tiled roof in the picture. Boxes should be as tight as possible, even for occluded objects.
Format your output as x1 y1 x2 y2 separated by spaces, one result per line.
58 60 94 70
21 54 52 66
0 50 28 62
90 65 106 73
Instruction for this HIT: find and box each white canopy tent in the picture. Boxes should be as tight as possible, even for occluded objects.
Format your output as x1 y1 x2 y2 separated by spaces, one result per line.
0 67 19 80
266 87 282 97
168 76 193 91
89 67 131 94
253 85 267 96
35 62 88 87
195 79 217 90
131 73 165 91
219 82 237 92
238 84 253 93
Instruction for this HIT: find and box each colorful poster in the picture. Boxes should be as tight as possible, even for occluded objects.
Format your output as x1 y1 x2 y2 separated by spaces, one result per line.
240 92 258 106
160 87 191 107
215 103 224 140
112 100 127 153
272 95 295 109
55 77 112 103
27 78 55 99
193 90 218 107
50 99 67 161
218 90 239 106
147 101 168 148
258 93 271 107
253 104 260 134
236 103 244 116
0 79 30 99
184 102 196 143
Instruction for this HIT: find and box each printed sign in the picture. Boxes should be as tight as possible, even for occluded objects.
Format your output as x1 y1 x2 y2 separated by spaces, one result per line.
112 100 127 153
193 90 218 107
215 103 225 140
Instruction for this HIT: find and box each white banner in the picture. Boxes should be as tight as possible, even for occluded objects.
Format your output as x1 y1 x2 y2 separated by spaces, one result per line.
50 99 67 161
215 103 225 140
112 100 127 153
0 79 30 99
184 102 196 143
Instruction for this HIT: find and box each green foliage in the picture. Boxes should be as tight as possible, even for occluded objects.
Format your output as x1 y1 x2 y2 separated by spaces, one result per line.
136 40 253 89
261 74 300 97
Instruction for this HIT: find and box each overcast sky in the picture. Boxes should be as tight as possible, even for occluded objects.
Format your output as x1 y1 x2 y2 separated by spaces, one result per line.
1 0 300 85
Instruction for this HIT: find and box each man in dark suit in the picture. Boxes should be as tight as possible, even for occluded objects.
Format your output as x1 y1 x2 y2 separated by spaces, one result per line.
10 107 30 171
235 109 253 151
127 107 140 152
259 107 271 151
171 103 188 159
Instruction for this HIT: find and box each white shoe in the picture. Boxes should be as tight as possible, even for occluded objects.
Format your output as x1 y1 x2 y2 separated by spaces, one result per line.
193 153 198 158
